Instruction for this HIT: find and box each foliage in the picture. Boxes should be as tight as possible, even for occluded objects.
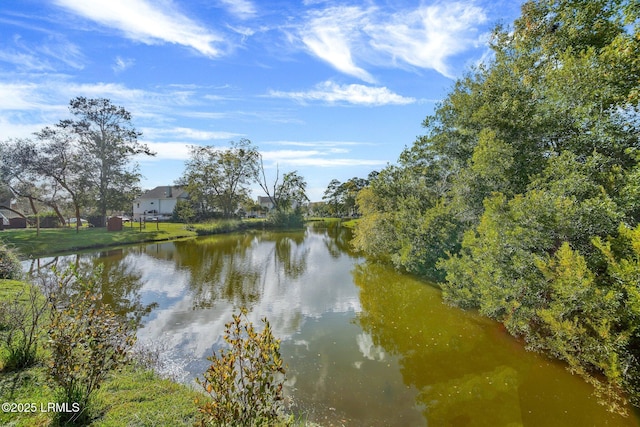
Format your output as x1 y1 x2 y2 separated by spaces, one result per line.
172 198 197 223
266 209 304 229
180 139 259 218
196 308 289 427
0 138 68 234
322 176 369 217
0 244 22 280
58 97 154 223
47 264 136 424
354 0 640 411
0 280 47 370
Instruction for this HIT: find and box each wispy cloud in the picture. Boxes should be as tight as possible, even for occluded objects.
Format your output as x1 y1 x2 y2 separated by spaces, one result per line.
142 127 244 141
300 6 375 83
268 80 415 106
296 2 488 80
261 148 386 168
367 3 487 78
112 56 135 73
268 140 376 148
53 0 225 57
0 33 85 71
218 0 257 20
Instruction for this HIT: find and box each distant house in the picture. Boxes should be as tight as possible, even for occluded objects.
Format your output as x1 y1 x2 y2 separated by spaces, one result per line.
132 186 188 220
257 196 275 212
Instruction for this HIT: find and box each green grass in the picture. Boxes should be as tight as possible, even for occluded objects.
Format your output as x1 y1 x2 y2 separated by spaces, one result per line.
340 218 360 228
0 364 202 427
0 223 197 258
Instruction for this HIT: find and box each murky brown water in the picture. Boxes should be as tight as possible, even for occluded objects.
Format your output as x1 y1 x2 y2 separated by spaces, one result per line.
26 223 640 426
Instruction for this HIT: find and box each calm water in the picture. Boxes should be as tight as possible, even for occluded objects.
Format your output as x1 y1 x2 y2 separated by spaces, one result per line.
26 224 640 426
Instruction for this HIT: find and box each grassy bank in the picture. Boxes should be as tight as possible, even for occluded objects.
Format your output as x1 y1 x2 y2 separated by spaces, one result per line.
0 364 202 426
0 223 197 258
0 278 204 426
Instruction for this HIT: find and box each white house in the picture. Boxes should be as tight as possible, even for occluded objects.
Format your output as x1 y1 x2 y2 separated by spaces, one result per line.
132 186 188 220
257 196 275 212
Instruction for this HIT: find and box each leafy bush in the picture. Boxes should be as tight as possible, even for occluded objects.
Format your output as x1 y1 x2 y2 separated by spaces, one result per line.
0 281 47 370
47 264 136 424
266 210 304 229
0 244 22 280
196 308 289 426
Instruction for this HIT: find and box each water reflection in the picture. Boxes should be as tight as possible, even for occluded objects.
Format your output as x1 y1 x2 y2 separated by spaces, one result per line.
24 225 639 426
354 262 638 427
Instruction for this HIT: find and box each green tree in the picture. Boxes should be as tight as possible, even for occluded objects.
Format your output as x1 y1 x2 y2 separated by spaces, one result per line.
322 179 343 216
56 97 154 226
180 139 259 218
354 0 640 410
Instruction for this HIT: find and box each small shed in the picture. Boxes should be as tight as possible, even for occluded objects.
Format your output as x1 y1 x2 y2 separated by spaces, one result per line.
107 216 123 232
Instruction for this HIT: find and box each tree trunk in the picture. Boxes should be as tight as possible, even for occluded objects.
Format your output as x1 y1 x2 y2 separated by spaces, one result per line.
49 202 67 227
28 196 39 236
75 202 81 233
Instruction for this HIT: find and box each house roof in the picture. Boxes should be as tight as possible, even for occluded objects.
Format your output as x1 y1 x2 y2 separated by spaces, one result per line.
137 186 188 200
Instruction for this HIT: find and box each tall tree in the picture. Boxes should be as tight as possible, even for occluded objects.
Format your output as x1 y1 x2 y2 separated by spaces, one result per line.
179 139 259 218
56 97 153 226
254 157 309 213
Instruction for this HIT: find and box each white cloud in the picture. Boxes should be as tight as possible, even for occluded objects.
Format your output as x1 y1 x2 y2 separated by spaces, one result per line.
300 6 375 83
218 0 257 20
367 3 487 78
138 141 193 161
53 0 225 57
296 2 488 80
268 80 415 106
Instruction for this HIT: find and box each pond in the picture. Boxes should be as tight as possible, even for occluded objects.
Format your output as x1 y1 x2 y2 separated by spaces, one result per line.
25 223 640 426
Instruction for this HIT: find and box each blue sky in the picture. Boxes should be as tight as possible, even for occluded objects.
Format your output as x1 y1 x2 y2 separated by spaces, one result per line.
0 0 523 201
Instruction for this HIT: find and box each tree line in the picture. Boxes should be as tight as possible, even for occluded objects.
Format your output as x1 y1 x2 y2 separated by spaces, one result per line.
175 139 309 226
351 0 640 413
0 97 153 231
1 100 310 230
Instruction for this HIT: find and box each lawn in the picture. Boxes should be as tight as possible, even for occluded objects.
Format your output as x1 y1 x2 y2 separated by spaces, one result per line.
0 223 197 258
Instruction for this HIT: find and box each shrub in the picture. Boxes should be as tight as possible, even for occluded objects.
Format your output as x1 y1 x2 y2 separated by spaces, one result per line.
0 244 22 280
266 210 304 228
0 281 47 370
196 308 289 426
47 264 136 424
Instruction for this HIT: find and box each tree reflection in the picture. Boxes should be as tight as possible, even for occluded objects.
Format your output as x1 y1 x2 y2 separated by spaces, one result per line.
152 231 311 310
353 262 524 426
26 250 155 331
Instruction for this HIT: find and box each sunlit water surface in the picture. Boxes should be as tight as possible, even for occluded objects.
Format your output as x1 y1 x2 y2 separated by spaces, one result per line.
25 224 640 426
